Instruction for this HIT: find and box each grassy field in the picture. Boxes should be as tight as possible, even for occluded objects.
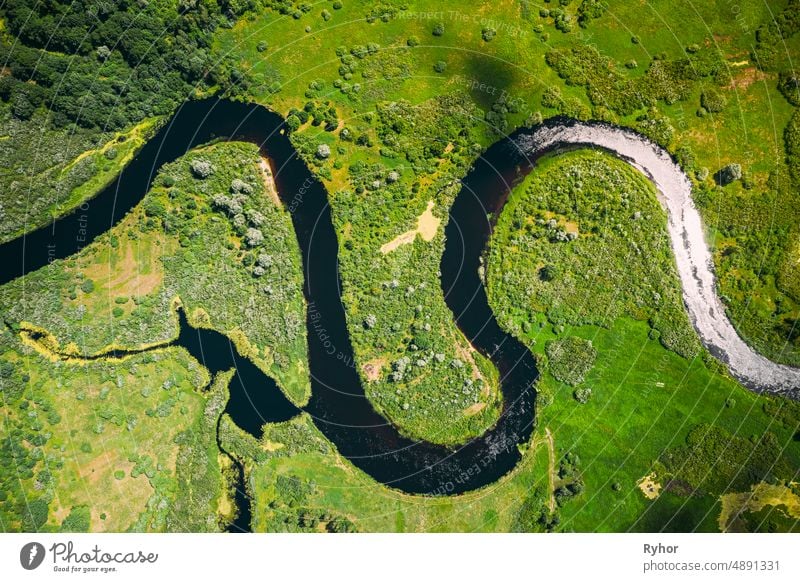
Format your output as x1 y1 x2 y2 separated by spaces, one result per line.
533 317 800 532
0 330 221 532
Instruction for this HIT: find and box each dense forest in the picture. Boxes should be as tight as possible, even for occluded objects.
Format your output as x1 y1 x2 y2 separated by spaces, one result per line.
0 0 314 128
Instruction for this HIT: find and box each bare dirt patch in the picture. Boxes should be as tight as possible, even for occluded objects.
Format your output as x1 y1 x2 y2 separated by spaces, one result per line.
380 201 441 254
362 357 387 382
258 156 282 207
637 472 662 500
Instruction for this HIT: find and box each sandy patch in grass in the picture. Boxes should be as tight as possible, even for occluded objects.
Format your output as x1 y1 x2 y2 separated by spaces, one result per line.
637 472 662 500
543 211 579 235
263 440 285 452
63 455 153 531
463 402 486 416
718 482 800 532
379 201 441 254
51 505 72 525
726 66 769 91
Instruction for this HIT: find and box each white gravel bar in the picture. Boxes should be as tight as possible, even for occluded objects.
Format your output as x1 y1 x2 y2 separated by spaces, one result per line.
514 122 800 397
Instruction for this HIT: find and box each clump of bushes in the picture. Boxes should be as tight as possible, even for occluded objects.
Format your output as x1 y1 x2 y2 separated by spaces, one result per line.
573 386 592 403
715 162 742 186
577 0 607 27
545 336 597 385
700 89 726 113
190 159 214 179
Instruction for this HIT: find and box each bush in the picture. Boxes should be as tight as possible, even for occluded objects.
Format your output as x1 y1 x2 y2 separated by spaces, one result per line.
715 163 742 186
700 89 726 113
573 386 592 403
316 144 331 159
433 60 447 73
778 72 800 106
546 336 597 385
539 264 558 281
60 505 90 532
21 498 49 531
577 0 607 27
432 22 445 36
190 159 214 179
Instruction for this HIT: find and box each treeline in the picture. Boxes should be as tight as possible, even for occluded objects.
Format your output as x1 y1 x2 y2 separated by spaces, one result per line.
0 0 304 129
752 0 800 71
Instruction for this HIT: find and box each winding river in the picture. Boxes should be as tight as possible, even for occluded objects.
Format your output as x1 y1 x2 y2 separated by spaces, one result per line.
1 98 798 511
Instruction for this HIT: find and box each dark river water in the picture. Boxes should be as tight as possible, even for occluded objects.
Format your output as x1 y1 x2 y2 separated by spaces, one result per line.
0 98 542 529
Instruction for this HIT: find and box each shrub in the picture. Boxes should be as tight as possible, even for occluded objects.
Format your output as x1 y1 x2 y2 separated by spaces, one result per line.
80 279 95 294
433 60 447 73
577 0 607 27
545 336 597 385
481 27 496 42
21 498 49 531
700 89 726 113
60 505 90 532
539 264 558 281
190 159 214 179
316 144 331 159
432 22 444 36
573 386 592 403
541 86 562 109
96 45 111 61
778 72 800 106
715 163 742 186
245 228 264 246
